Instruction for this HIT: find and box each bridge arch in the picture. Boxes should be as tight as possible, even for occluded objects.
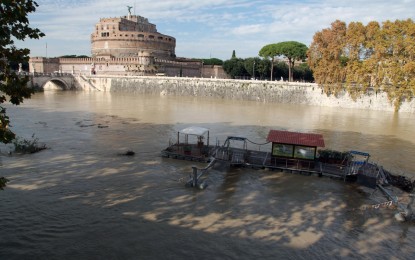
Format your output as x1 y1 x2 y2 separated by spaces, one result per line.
42 78 71 90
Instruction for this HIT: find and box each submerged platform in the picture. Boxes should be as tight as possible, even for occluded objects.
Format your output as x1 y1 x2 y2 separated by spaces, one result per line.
161 143 216 162
161 128 413 191
162 142 353 180
161 127 414 221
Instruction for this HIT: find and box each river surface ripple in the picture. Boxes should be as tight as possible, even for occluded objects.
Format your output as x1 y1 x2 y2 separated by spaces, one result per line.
1 91 414 259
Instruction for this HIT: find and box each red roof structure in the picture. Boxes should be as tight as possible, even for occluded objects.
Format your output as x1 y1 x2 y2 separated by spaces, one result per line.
266 130 325 147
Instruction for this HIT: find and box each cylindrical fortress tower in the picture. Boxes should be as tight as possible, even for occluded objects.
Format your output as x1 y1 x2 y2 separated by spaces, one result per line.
91 14 176 59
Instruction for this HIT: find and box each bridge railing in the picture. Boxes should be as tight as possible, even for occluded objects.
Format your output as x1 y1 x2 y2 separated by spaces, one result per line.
26 72 74 77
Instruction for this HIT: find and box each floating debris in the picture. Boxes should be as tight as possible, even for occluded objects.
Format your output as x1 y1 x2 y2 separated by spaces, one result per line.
118 150 135 156
79 124 96 127
35 121 48 127
386 172 414 193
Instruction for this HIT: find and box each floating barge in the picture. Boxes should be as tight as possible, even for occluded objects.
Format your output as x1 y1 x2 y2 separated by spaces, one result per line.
162 127 375 180
162 127 415 220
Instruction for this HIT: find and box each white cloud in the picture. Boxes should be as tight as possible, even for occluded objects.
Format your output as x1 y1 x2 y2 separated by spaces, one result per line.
16 0 415 59
231 24 265 35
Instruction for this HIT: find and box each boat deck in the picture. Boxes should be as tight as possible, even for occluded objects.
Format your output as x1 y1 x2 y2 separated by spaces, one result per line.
214 146 348 178
161 143 216 162
162 144 349 179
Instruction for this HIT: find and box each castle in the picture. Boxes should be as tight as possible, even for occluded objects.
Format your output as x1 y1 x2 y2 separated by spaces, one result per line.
91 13 175 60
30 11 227 78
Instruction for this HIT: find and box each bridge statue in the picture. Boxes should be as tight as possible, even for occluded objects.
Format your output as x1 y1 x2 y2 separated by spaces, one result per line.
127 6 132 15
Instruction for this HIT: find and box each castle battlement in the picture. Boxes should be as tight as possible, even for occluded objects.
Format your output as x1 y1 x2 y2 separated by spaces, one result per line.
91 13 175 59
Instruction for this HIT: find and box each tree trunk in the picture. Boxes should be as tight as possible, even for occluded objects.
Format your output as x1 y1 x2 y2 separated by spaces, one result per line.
288 59 294 82
271 57 274 81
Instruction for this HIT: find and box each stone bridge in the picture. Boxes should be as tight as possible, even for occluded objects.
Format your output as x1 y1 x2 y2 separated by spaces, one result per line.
28 73 79 90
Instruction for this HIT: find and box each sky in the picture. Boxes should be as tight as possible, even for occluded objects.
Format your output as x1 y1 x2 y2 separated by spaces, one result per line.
16 0 415 60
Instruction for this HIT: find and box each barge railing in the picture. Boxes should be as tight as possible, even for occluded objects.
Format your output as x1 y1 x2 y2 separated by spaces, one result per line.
377 184 414 221
186 157 217 189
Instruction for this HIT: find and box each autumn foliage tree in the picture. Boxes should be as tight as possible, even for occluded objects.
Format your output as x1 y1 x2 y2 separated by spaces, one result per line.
308 19 415 110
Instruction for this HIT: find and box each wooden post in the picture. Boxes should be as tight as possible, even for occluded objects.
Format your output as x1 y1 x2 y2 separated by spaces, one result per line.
192 166 198 187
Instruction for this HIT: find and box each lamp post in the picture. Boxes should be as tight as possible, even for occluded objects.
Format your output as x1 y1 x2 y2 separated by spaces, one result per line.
252 61 255 80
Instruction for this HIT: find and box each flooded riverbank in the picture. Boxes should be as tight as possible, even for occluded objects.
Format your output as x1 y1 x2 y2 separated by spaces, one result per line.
1 91 414 259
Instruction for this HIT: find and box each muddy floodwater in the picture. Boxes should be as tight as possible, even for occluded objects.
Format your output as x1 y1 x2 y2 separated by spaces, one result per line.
1 91 415 259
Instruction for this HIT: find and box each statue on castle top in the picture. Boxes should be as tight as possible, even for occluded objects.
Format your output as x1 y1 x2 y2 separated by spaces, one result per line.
127 6 132 15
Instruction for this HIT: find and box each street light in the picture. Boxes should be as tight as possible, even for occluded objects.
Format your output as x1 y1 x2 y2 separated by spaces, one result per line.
252 61 255 80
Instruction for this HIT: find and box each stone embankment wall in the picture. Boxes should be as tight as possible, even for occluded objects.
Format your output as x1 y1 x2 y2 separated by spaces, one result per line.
84 76 415 113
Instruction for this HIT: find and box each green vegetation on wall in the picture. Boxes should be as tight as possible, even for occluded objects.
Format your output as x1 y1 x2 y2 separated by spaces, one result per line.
223 56 313 82
199 58 223 66
259 41 308 82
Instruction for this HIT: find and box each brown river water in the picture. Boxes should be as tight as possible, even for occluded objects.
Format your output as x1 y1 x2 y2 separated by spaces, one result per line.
1 91 415 259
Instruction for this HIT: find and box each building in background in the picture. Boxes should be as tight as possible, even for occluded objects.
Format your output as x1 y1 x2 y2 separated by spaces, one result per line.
30 11 227 78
